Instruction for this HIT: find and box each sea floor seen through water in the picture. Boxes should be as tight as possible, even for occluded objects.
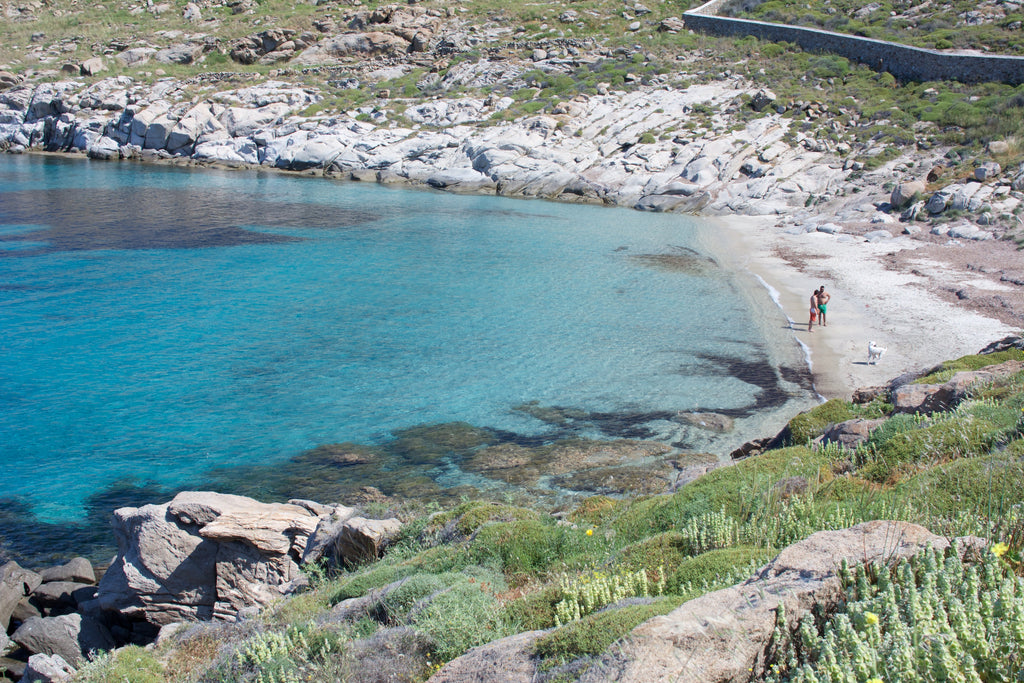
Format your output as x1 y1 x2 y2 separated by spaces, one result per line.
0 154 815 563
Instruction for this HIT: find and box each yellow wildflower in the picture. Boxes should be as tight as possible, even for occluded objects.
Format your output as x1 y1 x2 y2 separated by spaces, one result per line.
992 542 1009 557
865 612 879 626
586 528 594 536
867 678 884 683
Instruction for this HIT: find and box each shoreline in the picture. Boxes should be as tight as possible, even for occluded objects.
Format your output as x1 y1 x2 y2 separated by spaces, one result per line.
713 214 1018 399
10 149 1020 401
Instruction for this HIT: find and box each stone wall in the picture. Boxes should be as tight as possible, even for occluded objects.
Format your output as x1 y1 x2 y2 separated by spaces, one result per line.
683 0 1024 85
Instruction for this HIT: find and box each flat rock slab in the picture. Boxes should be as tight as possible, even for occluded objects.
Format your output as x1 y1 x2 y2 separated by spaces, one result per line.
586 520 982 683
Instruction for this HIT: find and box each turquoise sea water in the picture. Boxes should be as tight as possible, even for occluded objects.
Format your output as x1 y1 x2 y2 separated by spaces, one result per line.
0 154 813 561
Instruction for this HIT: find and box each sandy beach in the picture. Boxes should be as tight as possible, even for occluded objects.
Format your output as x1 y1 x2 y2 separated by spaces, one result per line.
714 215 1022 399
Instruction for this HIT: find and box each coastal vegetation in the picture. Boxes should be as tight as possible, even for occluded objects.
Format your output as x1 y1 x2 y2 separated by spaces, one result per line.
61 346 1024 682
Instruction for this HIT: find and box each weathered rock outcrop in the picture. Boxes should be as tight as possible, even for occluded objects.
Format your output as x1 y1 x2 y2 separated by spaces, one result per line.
429 630 546 683
1 563 42 631
892 359 1023 413
96 492 321 625
585 521 981 682
11 614 114 666
819 417 886 449
17 653 74 683
302 509 403 569
94 491 403 627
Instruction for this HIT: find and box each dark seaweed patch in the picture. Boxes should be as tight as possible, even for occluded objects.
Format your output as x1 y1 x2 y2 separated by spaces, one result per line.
629 246 717 275
779 364 816 393
694 352 792 418
0 188 377 256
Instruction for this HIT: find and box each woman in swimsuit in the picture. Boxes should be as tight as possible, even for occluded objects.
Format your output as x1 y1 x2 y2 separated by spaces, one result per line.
808 290 819 332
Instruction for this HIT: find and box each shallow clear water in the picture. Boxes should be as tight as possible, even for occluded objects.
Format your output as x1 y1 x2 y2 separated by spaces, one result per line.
0 155 812 545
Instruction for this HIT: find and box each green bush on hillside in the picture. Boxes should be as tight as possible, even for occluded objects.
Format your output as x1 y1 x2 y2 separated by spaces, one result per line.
669 546 769 595
786 400 858 445
409 580 511 661
912 349 1024 384
861 413 996 482
74 646 165 683
533 596 686 663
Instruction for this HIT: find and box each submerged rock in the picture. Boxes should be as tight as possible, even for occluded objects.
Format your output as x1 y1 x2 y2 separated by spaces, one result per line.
550 462 675 496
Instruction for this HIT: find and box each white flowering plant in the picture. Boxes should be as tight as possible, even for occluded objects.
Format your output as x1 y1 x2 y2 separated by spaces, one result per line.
763 544 1024 683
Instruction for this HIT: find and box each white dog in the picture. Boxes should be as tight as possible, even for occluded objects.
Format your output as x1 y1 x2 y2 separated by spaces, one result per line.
867 341 887 364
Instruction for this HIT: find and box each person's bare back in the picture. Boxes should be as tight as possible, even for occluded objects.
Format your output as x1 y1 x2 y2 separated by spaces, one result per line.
808 290 819 332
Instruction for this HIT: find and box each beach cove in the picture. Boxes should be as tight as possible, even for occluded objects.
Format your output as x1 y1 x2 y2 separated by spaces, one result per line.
0 153 822 565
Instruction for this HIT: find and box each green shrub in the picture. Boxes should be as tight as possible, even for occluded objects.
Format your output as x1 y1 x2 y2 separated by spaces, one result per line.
533 597 686 661
380 574 454 621
668 546 769 595
554 566 665 626
233 623 349 683
502 584 562 631
329 564 399 604
863 413 920 450
615 532 690 577
567 496 622 526
785 399 857 445
425 501 539 539
612 446 827 539
470 518 611 576
73 646 164 683
896 454 1024 519
913 349 1024 384
409 581 511 661
862 414 995 482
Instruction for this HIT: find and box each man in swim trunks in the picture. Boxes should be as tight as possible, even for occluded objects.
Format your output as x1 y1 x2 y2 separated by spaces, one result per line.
817 285 830 326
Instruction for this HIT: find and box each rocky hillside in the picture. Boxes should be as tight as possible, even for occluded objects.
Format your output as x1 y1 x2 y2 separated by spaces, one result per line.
3 1 1024 258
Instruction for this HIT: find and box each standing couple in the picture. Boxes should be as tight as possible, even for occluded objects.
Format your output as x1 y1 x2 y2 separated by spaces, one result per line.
807 286 830 332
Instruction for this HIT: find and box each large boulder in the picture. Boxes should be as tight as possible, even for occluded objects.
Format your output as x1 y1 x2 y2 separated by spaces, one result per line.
96 492 322 625
29 582 95 613
819 417 886 449
592 521 981 682
1 563 42 630
128 101 171 147
749 89 776 113
11 614 114 665
79 58 105 77
165 103 226 153
114 47 156 67
295 32 410 62
39 558 95 585
889 179 925 209
893 360 1024 413
303 514 402 569
429 630 545 683
217 102 289 138
17 653 74 683
154 43 203 65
